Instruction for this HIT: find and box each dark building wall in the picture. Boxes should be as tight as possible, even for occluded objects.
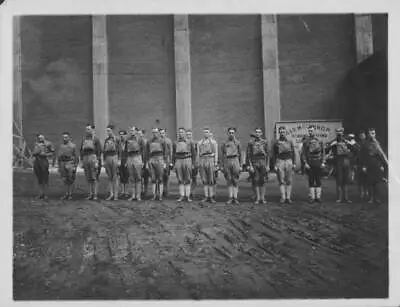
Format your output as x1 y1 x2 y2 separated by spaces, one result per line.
20 16 93 147
107 15 176 136
190 15 264 142
277 14 357 121
372 14 388 53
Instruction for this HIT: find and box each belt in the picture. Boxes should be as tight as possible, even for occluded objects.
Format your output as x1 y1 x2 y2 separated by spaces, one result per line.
200 153 214 157
104 151 117 155
128 151 141 156
226 155 238 159
176 155 191 159
59 157 73 162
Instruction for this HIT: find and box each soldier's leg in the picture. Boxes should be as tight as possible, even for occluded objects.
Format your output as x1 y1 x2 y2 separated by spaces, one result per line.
285 160 294 203
277 160 285 203
199 161 208 201
308 167 316 203
314 165 322 203
335 163 343 203
176 160 185 202
232 159 240 204
185 160 193 202
104 157 113 200
135 157 143 201
208 160 217 203
158 160 165 201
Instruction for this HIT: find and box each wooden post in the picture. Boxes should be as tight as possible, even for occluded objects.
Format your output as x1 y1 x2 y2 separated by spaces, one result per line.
92 15 109 143
174 15 192 130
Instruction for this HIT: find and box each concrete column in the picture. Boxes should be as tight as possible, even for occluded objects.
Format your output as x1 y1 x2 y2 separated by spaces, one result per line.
354 14 374 63
13 15 23 149
174 15 192 130
92 15 109 143
261 14 281 147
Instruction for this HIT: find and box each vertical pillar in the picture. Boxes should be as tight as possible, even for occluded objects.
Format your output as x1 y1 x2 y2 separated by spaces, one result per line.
261 14 281 147
92 15 109 143
13 15 23 150
354 14 374 63
174 15 192 130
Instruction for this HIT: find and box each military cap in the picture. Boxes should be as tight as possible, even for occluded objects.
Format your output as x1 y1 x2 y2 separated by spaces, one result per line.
336 127 344 133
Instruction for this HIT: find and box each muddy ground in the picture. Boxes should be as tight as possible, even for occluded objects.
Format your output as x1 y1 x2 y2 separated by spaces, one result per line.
13 170 388 300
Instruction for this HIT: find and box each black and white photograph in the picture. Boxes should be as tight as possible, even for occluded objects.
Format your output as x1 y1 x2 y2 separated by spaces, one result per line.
2 0 399 305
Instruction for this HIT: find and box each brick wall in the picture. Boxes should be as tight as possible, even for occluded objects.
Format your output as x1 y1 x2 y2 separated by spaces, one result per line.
277 14 357 121
20 16 93 147
190 15 264 144
107 15 176 137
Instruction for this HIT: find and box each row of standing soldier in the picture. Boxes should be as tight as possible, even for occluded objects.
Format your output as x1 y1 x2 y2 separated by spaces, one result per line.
31 124 385 204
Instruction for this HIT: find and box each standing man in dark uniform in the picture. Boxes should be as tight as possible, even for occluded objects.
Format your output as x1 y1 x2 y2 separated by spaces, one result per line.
245 133 257 200
32 133 55 199
125 127 147 201
355 130 368 199
138 129 150 198
103 124 120 201
186 129 198 197
146 128 169 201
360 128 385 204
301 126 326 203
272 126 296 204
80 124 102 200
197 127 218 203
327 128 354 203
247 128 269 204
57 132 78 200
173 127 197 202
221 127 243 204
159 128 173 197
118 130 129 198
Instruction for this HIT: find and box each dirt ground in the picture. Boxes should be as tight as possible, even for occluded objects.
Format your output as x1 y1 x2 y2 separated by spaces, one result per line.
13 170 388 300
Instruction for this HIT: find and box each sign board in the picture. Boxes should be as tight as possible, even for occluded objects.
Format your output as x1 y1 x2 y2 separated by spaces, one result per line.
275 120 343 169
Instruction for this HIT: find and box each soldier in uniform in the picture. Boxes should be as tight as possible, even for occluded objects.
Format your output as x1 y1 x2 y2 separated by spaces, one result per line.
32 133 55 199
247 128 269 204
197 127 218 203
359 128 385 204
272 126 295 204
173 127 197 202
355 130 369 199
103 124 120 201
245 133 256 198
301 125 326 203
118 130 129 198
80 124 102 200
221 127 243 204
138 129 150 198
159 128 173 197
57 132 78 200
326 127 354 203
146 128 169 201
125 127 146 201
186 129 198 197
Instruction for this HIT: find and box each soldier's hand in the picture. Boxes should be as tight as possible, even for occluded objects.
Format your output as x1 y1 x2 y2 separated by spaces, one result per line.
321 163 325 168
274 166 278 172
380 166 384 172
305 163 310 170
249 166 254 173
362 167 367 173
117 160 121 166
292 164 296 170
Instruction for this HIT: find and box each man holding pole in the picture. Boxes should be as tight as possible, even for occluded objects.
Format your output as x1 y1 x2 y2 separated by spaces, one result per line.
57 132 78 200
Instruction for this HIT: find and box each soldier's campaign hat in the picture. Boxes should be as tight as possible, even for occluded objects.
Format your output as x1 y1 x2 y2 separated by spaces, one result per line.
250 133 256 137
336 127 344 133
348 133 355 139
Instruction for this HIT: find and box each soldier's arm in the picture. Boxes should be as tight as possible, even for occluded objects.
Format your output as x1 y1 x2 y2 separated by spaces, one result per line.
271 141 277 168
140 139 146 165
163 141 169 164
172 142 176 165
321 141 326 164
238 142 243 166
290 141 296 164
264 140 269 164
145 142 150 164
72 144 79 165
213 140 219 166
190 142 196 165
300 141 308 165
